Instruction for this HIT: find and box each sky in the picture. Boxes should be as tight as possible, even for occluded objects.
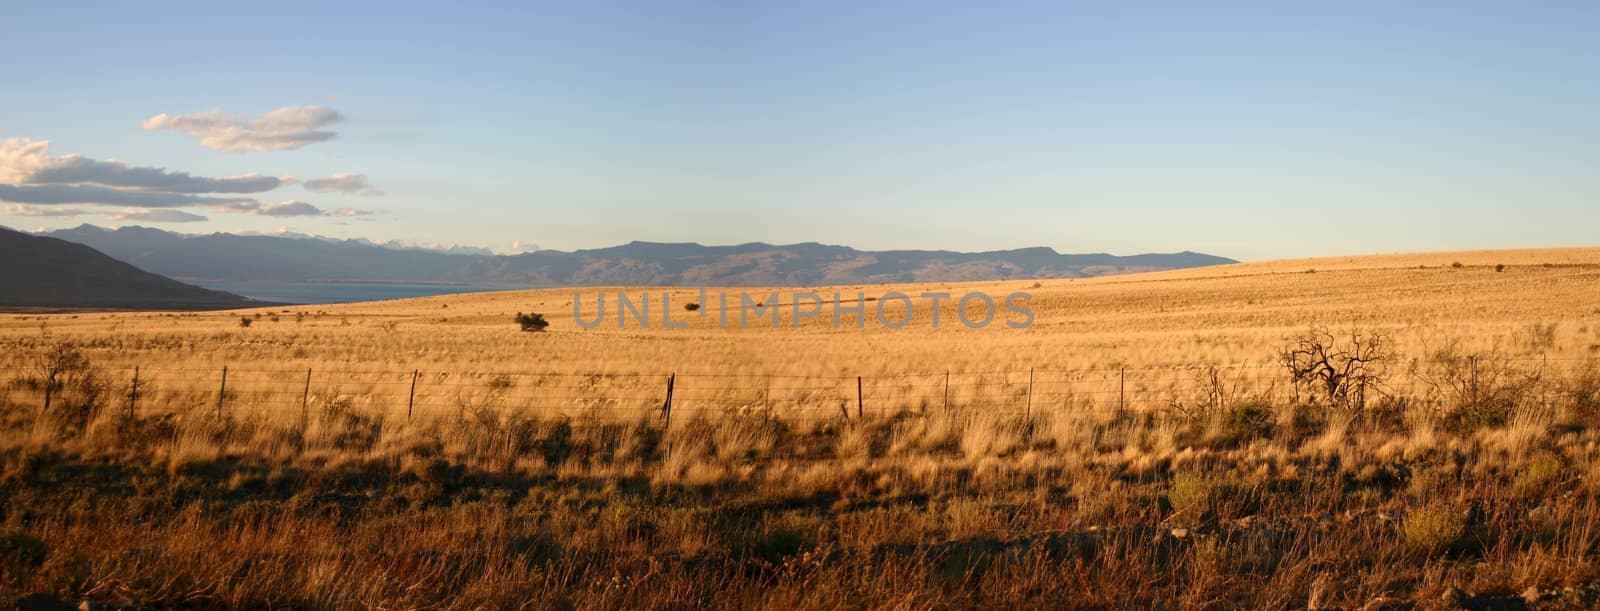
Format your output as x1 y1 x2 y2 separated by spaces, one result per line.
1 1 1597 261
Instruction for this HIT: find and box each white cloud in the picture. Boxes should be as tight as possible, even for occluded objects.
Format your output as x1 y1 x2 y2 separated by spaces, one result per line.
510 240 541 253
303 172 383 196
4 203 86 217
332 207 375 217
141 105 342 153
0 138 286 193
109 208 208 223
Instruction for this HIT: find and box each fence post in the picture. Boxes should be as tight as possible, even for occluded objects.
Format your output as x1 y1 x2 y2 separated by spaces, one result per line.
407 369 419 421
1469 355 1480 404
661 373 676 428
1026 368 1034 417
215 365 228 419
1119 366 1126 418
300 368 312 428
856 376 864 420
942 370 950 414
127 366 139 419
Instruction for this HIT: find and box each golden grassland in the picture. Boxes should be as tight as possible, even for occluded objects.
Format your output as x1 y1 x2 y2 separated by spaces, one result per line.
1 247 1597 381
3 248 1600 609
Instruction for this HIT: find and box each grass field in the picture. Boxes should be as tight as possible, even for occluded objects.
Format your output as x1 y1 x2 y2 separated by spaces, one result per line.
4 248 1600 609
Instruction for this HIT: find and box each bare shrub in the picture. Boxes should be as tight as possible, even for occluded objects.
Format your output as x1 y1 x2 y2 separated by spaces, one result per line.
1415 350 1543 434
15 343 106 434
1281 326 1391 412
1563 362 1600 424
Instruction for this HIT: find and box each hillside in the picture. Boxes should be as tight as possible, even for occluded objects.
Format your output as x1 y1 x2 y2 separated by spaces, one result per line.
0 226 262 310
45 224 1236 286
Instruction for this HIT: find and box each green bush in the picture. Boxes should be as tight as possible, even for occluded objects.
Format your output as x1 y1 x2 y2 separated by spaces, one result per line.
1218 400 1275 446
1400 505 1467 556
514 312 549 332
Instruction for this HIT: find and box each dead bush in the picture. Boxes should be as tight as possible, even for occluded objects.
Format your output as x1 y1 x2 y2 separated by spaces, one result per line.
1281 326 1391 413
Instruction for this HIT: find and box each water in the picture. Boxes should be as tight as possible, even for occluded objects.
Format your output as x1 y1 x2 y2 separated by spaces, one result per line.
187 280 516 304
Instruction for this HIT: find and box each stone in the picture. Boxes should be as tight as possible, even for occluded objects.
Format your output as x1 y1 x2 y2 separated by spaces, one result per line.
1522 586 1544 603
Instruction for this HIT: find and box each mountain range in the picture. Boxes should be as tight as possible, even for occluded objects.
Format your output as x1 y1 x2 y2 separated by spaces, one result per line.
43 225 1228 287
43 225 1237 287
0 226 260 310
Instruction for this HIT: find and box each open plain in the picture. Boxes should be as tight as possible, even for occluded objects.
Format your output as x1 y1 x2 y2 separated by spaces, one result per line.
4 248 1600 608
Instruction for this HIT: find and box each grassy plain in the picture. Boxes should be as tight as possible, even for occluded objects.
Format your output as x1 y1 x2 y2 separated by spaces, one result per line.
3 248 1600 608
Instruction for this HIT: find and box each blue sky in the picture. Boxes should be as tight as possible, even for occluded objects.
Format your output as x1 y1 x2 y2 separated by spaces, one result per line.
1 1 1596 260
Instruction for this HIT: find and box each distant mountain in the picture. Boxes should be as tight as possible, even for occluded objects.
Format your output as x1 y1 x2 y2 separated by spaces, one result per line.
44 225 1237 287
0 226 263 310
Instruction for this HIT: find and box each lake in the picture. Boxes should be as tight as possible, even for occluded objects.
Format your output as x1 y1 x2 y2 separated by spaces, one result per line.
187 280 517 305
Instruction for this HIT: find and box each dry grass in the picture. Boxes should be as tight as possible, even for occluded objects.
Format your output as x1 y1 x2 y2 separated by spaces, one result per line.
3 248 1600 609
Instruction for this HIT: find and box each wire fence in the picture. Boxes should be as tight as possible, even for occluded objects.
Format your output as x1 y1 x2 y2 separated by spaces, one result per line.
2 355 1594 426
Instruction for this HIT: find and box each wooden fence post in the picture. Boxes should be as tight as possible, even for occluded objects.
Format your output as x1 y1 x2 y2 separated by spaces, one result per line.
942 370 950 414
1026 368 1034 417
215 365 228 419
407 369 419 421
661 373 676 428
300 367 312 428
1469 355 1480 404
127 366 139 419
856 376 864 420
1119 366 1126 418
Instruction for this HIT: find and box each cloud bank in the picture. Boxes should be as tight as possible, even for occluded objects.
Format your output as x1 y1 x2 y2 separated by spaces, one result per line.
0 138 286 193
0 183 252 208
1 137 374 222
141 106 342 153
4 203 85 217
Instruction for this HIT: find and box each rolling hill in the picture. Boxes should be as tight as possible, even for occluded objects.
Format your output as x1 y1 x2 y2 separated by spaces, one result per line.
0 226 262 310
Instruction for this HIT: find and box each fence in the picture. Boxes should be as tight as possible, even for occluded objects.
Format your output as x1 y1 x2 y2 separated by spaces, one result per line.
3 355 1593 427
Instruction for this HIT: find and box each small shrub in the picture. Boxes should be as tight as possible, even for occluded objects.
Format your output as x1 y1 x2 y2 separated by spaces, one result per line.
1423 352 1540 434
485 375 513 392
1217 400 1275 446
1564 364 1600 423
239 316 253 328
1400 505 1467 556
1168 472 1232 521
684 302 701 312
514 312 549 332
1495 263 1505 273
1451 261 1464 268
1513 452 1565 497
1444 399 1513 434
